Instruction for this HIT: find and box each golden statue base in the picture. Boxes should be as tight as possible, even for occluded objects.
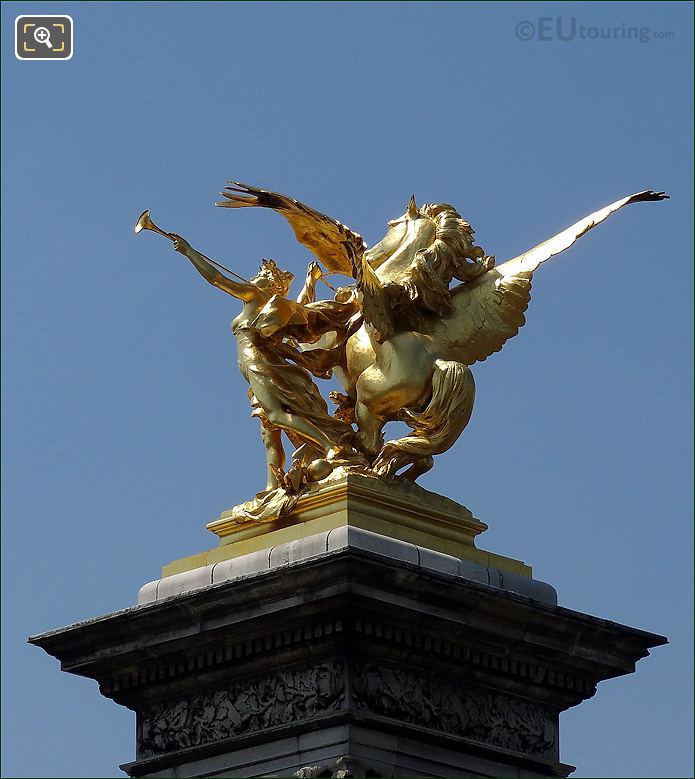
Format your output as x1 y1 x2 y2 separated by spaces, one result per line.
163 470 531 578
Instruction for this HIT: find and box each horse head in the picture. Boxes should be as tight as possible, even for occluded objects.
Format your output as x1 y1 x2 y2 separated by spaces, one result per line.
365 195 437 281
365 197 485 293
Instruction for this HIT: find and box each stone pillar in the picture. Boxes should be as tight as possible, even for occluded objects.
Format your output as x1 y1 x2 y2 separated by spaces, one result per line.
29 473 666 778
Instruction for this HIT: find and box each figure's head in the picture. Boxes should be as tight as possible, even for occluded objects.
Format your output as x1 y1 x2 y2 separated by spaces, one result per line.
253 259 294 296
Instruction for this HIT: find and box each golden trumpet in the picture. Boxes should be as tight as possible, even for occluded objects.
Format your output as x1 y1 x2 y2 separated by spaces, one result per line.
135 209 252 283
134 210 172 240
134 209 337 291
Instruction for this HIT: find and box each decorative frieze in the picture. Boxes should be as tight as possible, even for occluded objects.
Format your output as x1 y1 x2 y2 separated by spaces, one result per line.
138 657 555 760
353 662 556 757
139 659 346 758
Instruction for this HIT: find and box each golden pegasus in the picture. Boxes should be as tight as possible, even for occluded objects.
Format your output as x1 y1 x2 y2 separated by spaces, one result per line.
216 183 668 481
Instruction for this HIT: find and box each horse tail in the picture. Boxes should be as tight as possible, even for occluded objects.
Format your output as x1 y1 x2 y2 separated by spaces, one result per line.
397 359 475 458
373 359 475 479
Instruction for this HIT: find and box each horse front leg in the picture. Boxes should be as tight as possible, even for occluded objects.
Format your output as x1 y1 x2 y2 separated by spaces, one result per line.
400 455 434 481
355 399 385 462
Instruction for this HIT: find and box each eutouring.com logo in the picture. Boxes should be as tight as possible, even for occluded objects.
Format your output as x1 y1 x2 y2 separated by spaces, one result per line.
515 17 675 44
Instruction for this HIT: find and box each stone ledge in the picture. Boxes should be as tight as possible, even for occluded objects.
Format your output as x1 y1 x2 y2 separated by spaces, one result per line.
30 552 665 700
138 526 557 607
165 471 532 580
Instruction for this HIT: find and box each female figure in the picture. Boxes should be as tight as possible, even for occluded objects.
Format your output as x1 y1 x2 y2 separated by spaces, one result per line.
170 236 358 492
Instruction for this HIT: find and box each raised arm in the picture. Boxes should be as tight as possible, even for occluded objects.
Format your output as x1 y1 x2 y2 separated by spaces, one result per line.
171 235 258 302
296 261 324 305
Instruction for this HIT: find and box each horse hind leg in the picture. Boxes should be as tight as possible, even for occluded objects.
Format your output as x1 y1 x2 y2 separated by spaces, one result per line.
373 360 475 479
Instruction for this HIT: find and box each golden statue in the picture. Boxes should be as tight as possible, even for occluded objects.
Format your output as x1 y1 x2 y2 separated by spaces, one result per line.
136 185 667 519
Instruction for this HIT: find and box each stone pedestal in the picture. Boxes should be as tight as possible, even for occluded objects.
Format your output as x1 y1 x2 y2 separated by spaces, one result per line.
29 474 666 777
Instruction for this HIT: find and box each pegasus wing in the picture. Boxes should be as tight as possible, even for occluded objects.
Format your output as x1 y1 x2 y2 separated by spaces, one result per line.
438 190 668 365
438 269 532 365
353 252 393 342
499 190 668 277
216 181 366 276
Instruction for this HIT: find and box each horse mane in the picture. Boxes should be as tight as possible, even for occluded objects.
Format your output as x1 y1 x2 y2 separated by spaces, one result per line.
401 203 489 319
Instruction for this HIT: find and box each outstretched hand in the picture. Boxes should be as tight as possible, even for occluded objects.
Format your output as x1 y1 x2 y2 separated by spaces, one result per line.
306 261 324 282
171 234 192 256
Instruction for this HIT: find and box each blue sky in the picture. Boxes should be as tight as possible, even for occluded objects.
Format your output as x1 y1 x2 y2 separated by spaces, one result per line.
2 2 693 777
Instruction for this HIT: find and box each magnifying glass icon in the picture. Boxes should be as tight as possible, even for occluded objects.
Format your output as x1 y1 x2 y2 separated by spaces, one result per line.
33 26 53 49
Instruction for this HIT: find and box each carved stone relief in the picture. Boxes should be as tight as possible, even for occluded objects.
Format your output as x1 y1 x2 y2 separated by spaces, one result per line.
139 660 345 757
353 663 556 757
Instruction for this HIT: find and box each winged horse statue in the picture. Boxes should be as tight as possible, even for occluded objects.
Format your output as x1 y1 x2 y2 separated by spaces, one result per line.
215 183 667 483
